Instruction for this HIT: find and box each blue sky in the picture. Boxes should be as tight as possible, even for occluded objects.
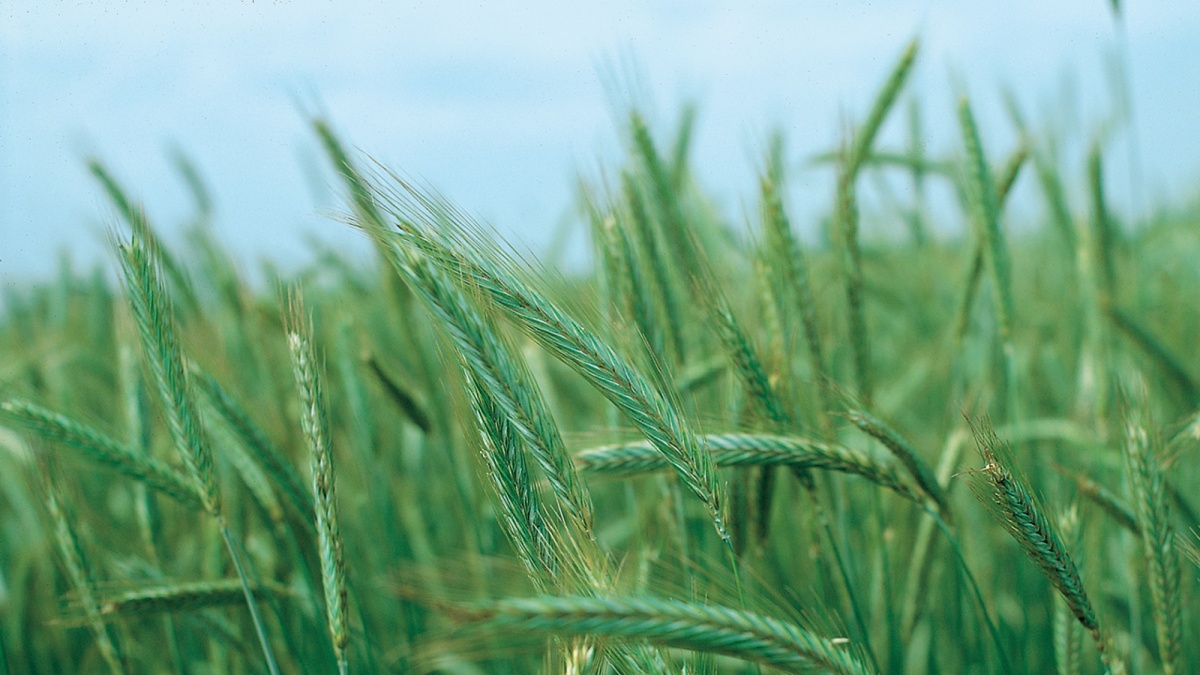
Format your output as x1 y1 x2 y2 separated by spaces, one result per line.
2 2 1198 286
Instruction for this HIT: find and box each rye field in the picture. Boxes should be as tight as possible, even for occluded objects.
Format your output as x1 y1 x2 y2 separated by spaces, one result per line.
1 37 1197 674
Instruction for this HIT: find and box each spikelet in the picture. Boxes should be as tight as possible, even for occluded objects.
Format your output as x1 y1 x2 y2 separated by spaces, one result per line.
285 291 350 671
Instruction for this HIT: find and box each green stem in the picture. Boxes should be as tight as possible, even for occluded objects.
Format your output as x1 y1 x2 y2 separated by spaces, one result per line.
220 525 282 675
924 505 1010 674
821 516 881 675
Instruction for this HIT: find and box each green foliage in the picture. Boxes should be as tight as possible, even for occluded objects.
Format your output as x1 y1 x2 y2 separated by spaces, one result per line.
2 38 1199 675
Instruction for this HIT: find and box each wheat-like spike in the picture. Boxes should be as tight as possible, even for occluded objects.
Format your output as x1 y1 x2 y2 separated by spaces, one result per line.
367 224 595 540
582 193 652 380
622 171 686 367
364 212 668 667
605 207 668 374
629 110 700 285
835 153 871 408
0 399 203 510
358 176 729 543
835 38 919 407
576 433 921 504
117 229 221 517
844 408 947 513
959 98 1021 423
967 419 1117 671
115 331 189 668
1121 388 1182 674
696 271 790 429
449 595 874 675
190 367 313 523
957 97 1014 348
693 265 796 546
91 161 199 315
846 38 920 175
587 194 628 326
117 337 153 457
370 213 668 666
952 142 1031 349
285 292 350 670
35 456 125 674
463 373 560 590
466 380 663 675
380 253 664 668
320 136 669 668
1054 506 1084 675
79 579 286 621
324 136 596 539
760 161 829 415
